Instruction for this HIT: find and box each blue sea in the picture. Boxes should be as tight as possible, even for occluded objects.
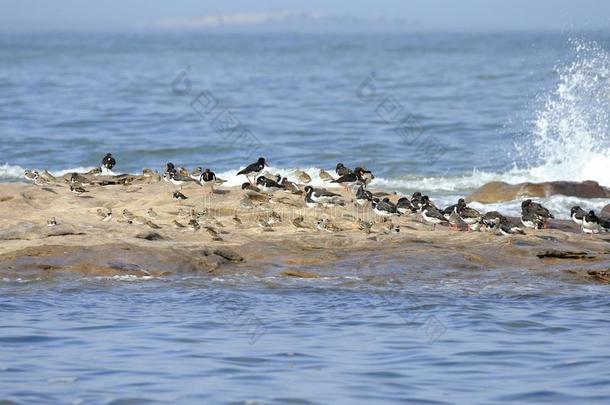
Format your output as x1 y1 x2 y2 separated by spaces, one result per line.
1 31 610 404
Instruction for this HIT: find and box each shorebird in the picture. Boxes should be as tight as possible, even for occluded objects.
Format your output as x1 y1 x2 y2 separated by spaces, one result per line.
200 168 217 195
355 185 373 206
122 209 135 220
335 163 352 177
241 182 267 198
481 211 504 231
70 184 89 195
237 157 267 185
47 217 58 227
331 168 363 194
280 177 301 194
294 170 311 184
142 168 156 177
173 191 188 200
396 197 416 215
316 218 342 233
303 186 341 208
23 170 38 182
521 211 544 229
522 199 554 228
318 169 334 186
167 171 199 189
499 218 525 236
69 173 91 186
173 220 186 229
448 208 465 231
582 210 602 234
188 219 200 232
372 197 398 221
87 167 102 176
570 206 587 225
354 166 374 187
146 208 160 219
190 167 203 180
204 226 223 241
256 176 285 194
102 153 116 175
146 220 161 229
96 208 113 222
421 203 448 230
291 216 309 231
356 219 374 234
457 200 482 232
37 169 54 182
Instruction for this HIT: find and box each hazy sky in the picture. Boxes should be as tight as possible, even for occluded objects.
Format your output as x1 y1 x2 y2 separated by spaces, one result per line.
0 0 609 32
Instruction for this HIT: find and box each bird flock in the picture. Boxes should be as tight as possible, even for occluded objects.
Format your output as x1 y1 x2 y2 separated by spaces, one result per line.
23 154 610 236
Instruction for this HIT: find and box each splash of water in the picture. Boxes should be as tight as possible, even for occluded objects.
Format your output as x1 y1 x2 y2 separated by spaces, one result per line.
516 39 610 186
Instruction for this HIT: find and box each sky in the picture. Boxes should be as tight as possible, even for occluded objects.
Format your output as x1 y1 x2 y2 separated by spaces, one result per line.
0 0 609 32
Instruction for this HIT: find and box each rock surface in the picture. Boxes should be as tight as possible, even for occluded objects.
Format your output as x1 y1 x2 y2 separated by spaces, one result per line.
467 180 610 203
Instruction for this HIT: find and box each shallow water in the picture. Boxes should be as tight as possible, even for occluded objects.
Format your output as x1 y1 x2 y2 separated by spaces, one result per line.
2 274 610 404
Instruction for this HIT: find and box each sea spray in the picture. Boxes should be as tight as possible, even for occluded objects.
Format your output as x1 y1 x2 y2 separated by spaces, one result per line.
515 39 610 186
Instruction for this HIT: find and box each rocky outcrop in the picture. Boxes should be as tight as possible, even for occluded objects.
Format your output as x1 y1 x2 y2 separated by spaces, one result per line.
466 181 610 203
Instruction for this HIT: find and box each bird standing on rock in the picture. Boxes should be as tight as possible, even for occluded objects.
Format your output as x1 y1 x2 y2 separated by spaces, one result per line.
237 157 268 185
102 153 116 175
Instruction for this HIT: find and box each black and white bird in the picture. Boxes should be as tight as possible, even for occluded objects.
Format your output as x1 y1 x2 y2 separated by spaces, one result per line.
164 162 177 176
481 211 505 231
582 210 601 234
24 170 38 183
372 197 398 219
237 157 267 184
256 176 285 194
498 217 525 236
354 167 374 187
570 206 587 225
442 198 465 220
355 185 373 206
411 192 424 209
200 168 217 195
521 211 544 229
396 197 417 215
522 199 554 221
421 203 448 230
173 191 188 200
331 168 362 190
457 200 482 231
47 217 58 227
335 163 352 177
167 171 199 189
102 153 116 175
303 186 341 208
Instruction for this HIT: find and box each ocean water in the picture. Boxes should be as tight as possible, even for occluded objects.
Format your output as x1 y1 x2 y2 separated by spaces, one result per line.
2 31 610 404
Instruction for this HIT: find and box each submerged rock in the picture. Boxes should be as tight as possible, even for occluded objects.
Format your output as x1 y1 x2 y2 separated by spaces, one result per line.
467 180 610 203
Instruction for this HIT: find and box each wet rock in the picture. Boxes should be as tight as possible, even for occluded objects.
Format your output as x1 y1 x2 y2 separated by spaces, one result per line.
212 248 244 263
536 250 595 259
587 269 610 283
467 180 610 203
602 204 610 218
282 269 322 278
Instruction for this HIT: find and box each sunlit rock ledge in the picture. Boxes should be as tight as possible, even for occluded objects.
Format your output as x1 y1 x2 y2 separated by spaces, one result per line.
0 180 608 284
